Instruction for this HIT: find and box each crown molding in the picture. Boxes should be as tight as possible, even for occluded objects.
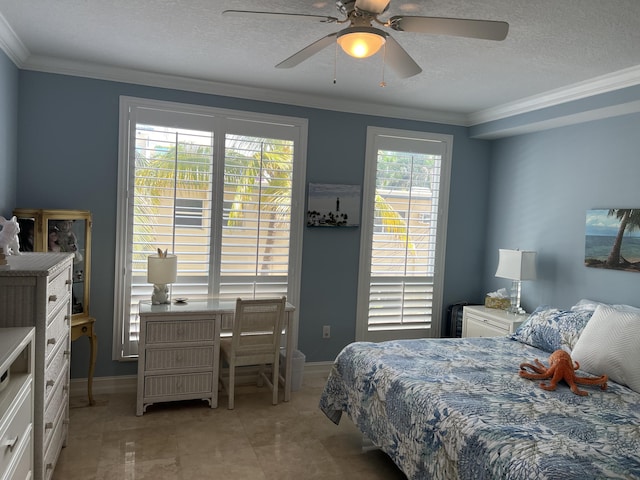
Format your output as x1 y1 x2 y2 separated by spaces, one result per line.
3 7 639 131
468 64 640 126
21 54 468 126
0 11 29 65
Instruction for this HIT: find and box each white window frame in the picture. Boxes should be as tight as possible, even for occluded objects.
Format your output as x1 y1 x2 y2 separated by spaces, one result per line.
113 96 307 360
356 126 452 342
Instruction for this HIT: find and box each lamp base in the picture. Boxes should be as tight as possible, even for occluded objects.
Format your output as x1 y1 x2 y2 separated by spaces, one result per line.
151 283 170 305
508 279 526 315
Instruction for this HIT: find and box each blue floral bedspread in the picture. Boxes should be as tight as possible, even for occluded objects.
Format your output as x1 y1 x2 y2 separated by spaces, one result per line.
319 337 640 480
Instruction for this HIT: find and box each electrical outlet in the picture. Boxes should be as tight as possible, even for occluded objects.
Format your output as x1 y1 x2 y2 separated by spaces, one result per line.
322 325 330 339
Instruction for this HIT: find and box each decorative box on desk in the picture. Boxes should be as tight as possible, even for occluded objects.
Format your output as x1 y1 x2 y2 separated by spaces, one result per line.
0 253 73 480
462 305 528 338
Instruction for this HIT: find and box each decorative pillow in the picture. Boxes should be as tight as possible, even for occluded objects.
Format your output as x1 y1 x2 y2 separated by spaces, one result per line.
571 298 640 314
571 305 640 393
511 305 593 353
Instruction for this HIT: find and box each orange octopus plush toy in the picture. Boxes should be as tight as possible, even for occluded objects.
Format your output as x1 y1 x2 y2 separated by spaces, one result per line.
519 349 608 396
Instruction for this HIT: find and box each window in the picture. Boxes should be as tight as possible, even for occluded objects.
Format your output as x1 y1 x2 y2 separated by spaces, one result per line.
113 97 307 359
356 127 452 342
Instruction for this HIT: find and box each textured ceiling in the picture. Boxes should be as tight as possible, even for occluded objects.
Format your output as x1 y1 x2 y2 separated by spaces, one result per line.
1 0 640 124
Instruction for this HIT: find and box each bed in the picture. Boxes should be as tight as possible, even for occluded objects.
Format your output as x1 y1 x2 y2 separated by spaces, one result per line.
319 302 640 479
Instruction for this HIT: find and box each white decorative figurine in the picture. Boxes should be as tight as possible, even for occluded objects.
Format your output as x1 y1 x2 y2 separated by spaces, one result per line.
0 215 22 256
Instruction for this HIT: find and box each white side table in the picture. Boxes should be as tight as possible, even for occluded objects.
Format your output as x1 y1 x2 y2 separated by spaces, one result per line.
462 305 527 337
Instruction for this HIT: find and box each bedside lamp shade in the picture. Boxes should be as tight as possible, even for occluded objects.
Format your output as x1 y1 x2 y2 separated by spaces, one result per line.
148 254 177 304
495 249 536 314
495 249 537 281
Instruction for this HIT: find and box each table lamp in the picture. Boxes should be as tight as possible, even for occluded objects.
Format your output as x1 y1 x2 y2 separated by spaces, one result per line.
147 250 177 305
495 249 536 314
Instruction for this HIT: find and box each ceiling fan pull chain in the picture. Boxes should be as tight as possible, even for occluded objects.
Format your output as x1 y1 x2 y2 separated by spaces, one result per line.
333 41 338 84
380 42 387 87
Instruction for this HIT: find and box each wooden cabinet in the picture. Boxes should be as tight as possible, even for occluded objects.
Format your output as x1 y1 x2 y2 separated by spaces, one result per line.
13 209 92 319
0 253 73 480
462 305 527 338
0 327 34 480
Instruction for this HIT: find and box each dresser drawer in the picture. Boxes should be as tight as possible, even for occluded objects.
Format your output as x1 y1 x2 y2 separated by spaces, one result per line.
44 307 70 365
0 383 32 477
145 319 215 344
3 424 32 480
44 343 69 405
46 269 71 318
43 400 66 480
465 312 510 334
145 346 214 372
43 370 67 452
144 372 213 398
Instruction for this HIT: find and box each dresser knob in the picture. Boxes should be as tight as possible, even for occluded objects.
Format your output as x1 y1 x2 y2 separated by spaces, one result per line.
2 436 18 451
66 279 72 285
48 294 58 302
46 380 55 387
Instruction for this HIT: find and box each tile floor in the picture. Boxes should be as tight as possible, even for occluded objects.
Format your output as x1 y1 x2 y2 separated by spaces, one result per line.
53 373 407 479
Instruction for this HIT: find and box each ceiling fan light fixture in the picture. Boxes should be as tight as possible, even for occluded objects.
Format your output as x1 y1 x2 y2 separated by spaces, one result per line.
337 27 386 59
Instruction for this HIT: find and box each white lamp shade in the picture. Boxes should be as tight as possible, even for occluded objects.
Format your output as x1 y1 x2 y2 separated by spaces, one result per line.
495 249 537 281
147 254 177 284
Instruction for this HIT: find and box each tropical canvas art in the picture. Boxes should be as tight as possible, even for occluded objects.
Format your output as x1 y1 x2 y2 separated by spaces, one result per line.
307 183 360 227
585 209 640 272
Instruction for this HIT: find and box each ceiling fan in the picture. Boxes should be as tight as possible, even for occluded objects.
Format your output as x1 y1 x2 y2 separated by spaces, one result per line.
222 0 509 79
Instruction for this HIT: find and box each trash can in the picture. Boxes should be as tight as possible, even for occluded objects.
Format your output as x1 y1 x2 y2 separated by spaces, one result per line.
280 349 305 391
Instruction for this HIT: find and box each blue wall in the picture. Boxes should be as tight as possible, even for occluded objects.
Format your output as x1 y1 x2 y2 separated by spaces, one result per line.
6 55 640 380
14 70 490 378
0 51 18 213
484 112 640 311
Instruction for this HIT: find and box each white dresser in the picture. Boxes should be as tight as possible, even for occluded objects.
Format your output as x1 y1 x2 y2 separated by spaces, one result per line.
0 327 35 480
0 253 74 480
462 305 527 337
136 303 220 416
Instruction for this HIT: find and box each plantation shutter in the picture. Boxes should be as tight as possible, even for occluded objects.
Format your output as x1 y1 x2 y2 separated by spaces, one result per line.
123 107 215 356
357 128 451 342
115 98 306 359
217 133 294 299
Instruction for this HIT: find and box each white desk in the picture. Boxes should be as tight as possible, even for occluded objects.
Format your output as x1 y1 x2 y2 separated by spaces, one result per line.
136 299 296 415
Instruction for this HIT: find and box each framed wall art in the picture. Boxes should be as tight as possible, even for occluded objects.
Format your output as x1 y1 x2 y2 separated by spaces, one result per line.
307 183 361 227
585 208 640 272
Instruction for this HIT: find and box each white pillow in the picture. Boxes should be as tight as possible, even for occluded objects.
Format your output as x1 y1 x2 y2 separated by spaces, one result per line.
571 305 640 393
571 298 640 314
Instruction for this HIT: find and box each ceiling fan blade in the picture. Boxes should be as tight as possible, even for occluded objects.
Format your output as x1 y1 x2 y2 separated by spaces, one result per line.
222 10 339 24
354 0 390 15
276 33 338 69
389 16 509 41
383 35 422 78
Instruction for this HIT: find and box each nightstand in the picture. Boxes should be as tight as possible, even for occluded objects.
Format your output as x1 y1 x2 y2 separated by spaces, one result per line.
462 305 528 337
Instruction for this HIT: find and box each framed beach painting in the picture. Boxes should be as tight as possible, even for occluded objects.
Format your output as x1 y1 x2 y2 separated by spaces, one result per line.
307 183 361 227
584 208 640 272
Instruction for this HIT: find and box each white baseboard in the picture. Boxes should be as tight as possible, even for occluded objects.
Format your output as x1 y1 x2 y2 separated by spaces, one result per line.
69 361 334 397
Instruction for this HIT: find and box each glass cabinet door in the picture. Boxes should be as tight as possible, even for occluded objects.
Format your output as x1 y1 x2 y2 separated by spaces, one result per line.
13 209 92 318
